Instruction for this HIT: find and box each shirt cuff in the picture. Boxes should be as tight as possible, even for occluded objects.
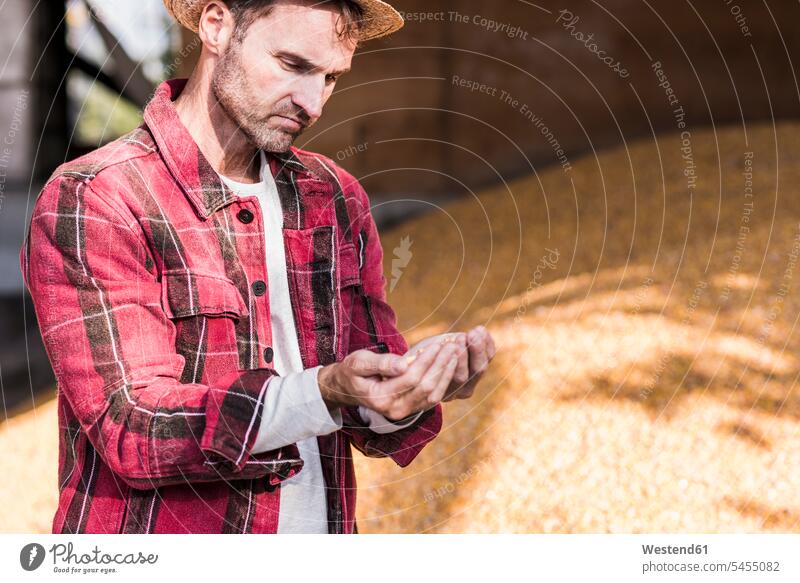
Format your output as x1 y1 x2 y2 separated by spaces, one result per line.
357 406 425 434
251 365 342 453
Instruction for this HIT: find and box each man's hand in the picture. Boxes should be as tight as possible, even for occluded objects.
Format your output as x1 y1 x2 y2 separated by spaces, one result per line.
318 341 463 421
445 325 496 401
405 326 496 402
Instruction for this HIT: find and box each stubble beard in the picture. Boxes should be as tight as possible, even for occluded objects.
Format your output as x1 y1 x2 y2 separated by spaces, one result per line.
210 40 303 153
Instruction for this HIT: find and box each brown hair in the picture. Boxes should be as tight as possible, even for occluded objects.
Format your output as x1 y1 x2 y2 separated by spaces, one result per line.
225 0 365 44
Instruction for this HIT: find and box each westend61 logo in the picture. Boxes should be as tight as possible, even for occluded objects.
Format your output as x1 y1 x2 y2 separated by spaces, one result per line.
19 542 158 574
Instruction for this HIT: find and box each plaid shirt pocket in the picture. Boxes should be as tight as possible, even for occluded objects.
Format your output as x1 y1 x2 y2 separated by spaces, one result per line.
160 270 251 385
160 270 248 320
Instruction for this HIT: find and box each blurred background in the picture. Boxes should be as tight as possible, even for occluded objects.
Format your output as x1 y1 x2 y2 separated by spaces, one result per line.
2 0 800 533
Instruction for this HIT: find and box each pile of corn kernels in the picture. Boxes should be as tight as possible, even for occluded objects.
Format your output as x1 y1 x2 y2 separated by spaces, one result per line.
354 122 800 533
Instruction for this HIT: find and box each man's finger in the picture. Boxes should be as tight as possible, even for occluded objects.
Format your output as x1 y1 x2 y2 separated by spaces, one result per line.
349 350 408 377
452 333 469 385
405 332 450 358
395 342 461 412
378 342 444 397
429 349 462 405
404 332 463 365
467 328 489 377
485 329 497 360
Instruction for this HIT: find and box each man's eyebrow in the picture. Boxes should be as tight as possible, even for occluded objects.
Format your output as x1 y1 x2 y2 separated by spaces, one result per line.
275 50 351 75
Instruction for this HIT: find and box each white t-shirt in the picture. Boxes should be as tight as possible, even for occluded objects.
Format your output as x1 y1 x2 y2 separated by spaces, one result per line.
218 150 421 533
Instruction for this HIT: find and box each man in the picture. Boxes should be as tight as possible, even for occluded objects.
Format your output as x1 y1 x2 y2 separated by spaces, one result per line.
20 0 496 534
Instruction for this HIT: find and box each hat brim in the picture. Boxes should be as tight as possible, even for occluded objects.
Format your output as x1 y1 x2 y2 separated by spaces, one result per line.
164 0 404 42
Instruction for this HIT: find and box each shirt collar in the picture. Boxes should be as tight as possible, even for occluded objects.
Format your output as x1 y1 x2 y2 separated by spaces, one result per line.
143 78 314 219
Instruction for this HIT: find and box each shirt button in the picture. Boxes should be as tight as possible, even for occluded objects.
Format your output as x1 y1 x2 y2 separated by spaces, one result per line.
264 347 274 363
252 280 266 296
237 209 254 224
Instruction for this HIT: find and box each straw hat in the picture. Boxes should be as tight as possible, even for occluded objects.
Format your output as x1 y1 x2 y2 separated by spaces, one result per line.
163 0 404 41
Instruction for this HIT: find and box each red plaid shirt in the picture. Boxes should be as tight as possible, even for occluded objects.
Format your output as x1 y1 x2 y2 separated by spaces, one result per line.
20 78 442 534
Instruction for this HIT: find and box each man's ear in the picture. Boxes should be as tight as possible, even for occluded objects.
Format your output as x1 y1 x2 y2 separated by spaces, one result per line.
197 1 235 56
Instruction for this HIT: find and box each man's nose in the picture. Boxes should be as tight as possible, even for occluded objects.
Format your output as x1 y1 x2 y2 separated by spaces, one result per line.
292 77 325 123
